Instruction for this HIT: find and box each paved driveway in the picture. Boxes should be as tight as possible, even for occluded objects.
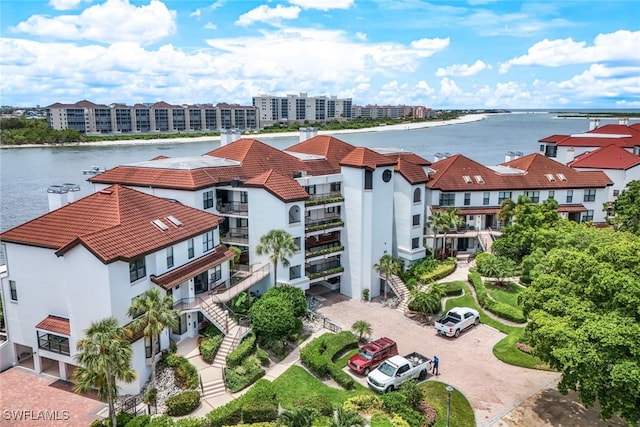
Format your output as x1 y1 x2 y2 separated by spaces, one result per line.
314 292 560 427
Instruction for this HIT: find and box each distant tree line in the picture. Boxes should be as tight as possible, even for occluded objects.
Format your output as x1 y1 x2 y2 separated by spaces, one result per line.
0 118 83 145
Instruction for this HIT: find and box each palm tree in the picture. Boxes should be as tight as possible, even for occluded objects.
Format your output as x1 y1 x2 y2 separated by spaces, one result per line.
408 283 446 315
443 207 463 258
329 405 365 427
74 317 136 427
256 229 297 286
351 320 373 342
127 288 178 387
427 210 446 257
374 254 400 300
279 407 318 427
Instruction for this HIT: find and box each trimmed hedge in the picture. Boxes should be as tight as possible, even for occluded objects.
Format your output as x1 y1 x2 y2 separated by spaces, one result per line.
241 400 279 424
199 335 223 364
162 353 199 390
205 379 278 427
419 259 456 283
442 281 464 296
293 394 334 416
227 332 256 368
124 415 150 427
255 348 271 366
468 271 526 323
166 390 201 416
299 331 358 390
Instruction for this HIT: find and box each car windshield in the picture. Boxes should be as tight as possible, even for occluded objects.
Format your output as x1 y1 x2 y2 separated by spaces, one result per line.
377 362 395 376
359 350 374 360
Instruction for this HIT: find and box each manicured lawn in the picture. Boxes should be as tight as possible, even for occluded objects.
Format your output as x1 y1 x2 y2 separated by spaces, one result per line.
484 281 523 308
421 381 476 427
442 281 548 370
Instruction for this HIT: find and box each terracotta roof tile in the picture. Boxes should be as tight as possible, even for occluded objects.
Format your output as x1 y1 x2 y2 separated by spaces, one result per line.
556 135 639 148
557 204 588 213
569 145 640 170
587 123 640 135
151 246 235 290
0 185 224 263
539 134 569 143
394 158 429 184
35 315 70 335
339 147 397 170
244 169 309 202
286 135 357 172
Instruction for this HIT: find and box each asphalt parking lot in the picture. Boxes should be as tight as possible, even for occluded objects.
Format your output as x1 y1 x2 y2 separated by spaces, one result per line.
314 292 560 427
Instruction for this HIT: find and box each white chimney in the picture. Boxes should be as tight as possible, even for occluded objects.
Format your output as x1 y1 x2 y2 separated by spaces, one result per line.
619 118 629 126
299 127 318 142
588 118 600 131
505 151 515 162
62 183 81 203
47 185 68 211
220 129 242 146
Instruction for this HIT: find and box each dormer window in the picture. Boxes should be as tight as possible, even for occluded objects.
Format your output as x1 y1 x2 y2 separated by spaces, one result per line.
474 175 484 183
463 175 472 184
545 174 556 181
557 173 567 181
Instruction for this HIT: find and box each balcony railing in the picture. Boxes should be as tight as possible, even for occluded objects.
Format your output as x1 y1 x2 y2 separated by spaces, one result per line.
222 228 249 244
216 201 248 215
305 192 344 206
306 244 344 258
308 265 344 280
305 216 344 232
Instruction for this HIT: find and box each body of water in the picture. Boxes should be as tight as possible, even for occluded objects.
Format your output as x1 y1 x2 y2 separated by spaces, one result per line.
0 113 633 232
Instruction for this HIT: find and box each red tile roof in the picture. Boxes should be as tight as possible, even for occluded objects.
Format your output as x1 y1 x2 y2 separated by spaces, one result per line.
394 158 429 184
286 135 357 170
569 144 640 170
245 169 310 202
555 135 638 148
151 246 235 290
0 185 224 263
557 204 588 213
539 134 569 143
587 123 640 135
36 315 70 335
339 147 397 170
427 153 612 191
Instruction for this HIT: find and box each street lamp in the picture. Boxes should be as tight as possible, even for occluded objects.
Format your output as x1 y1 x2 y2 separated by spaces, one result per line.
445 385 454 427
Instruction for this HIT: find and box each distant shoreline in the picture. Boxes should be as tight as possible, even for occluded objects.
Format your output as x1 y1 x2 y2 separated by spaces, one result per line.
1 114 488 149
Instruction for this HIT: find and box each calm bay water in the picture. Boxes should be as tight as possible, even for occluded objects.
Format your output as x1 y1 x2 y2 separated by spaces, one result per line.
0 113 633 232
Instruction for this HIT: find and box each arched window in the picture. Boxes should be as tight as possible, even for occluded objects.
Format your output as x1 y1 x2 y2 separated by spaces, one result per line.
413 188 421 203
289 205 301 224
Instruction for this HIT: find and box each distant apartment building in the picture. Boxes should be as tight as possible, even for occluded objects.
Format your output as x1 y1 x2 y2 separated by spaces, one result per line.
46 100 259 134
352 105 433 120
252 93 353 126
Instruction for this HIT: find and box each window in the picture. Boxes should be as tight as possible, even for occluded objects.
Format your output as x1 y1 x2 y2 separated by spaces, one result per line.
557 173 567 181
236 218 248 227
566 190 573 203
483 192 490 205
9 280 17 301
289 265 301 280
498 191 512 204
412 214 420 226
582 210 594 222
293 237 301 252
202 231 214 252
166 247 174 269
210 265 222 284
540 144 545 152
413 188 421 203
144 334 161 359
464 193 471 206
583 189 596 202
37 332 70 356
525 191 540 203
548 190 555 200
188 238 194 259
289 206 300 224
545 174 555 181
305 185 316 195
203 190 214 209
330 182 341 192
439 193 455 206
364 170 373 190
474 175 484 183
240 192 248 203
412 237 420 249
129 257 146 282
613 189 620 197
463 175 472 184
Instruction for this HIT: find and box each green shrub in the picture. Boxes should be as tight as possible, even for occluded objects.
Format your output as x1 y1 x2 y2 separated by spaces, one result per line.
162 353 199 390
225 365 266 393
241 400 278 424
328 364 355 390
519 275 532 285
199 335 223 363
166 390 201 416
255 348 271 366
419 260 456 283
381 392 407 414
390 414 410 427
144 387 157 405
205 400 242 427
124 415 150 427
299 331 358 388
146 415 175 427
227 332 256 368
92 412 134 427
442 281 464 296
396 408 426 427
293 394 334 416
469 271 526 323
343 394 383 413
174 418 204 427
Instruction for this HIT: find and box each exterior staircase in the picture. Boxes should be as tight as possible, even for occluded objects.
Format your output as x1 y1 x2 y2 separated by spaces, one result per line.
478 231 495 253
386 274 410 313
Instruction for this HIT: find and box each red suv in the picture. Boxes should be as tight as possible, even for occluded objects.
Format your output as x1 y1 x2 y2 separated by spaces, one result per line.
348 337 398 375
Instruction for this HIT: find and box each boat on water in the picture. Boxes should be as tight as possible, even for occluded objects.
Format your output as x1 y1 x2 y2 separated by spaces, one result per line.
82 166 106 174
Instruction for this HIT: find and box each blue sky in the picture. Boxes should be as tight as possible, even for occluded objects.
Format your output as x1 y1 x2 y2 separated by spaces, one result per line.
1 0 639 109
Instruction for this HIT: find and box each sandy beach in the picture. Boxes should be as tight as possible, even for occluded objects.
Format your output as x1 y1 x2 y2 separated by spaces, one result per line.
1 114 487 149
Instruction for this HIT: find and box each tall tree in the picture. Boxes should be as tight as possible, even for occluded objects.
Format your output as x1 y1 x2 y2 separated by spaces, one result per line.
127 288 178 388
606 179 640 235
351 320 373 342
428 210 447 257
256 229 297 286
443 207 464 258
374 254 401 300
74 317 136 427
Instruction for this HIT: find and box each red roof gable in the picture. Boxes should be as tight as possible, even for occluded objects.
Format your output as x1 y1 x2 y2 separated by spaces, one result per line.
35 315 71 335
286 135 357 168
539 134 569 143
568 144 640 170
394 158 429 184
244 169 309 202
555 135 639 148
0 185 224 263
587 123 640 135
339 147 397 170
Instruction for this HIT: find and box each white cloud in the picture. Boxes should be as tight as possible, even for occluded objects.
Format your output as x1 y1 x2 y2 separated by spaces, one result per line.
207 0 225 10
500 30 640 72
356 32 366 41
461 9 573 37
204 22 217 30
11 0 177 45
235 5 301 27
190 9 201 18
288 0 354 11
410 38 450 57
438 78 463 97
48 0 86 10
436 60 490 77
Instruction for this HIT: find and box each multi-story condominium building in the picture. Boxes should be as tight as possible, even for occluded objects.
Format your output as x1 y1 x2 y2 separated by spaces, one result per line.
0 186 238 394
351 105 432 120
46 100 259 134
252 93 352 126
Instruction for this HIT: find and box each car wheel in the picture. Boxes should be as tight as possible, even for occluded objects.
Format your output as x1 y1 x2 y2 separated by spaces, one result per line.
364 368 370 376
454 329 460 338
474 317 480 325
418 370 427 381
386 385 394 393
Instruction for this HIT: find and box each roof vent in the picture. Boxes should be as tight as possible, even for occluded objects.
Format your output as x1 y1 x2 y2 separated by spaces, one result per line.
152 219 169 231
166 215 182 226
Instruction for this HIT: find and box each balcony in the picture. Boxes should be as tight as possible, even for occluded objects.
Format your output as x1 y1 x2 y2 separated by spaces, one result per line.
306 260 343 280
216 201 248 216
305 192 344 207
305 216 344 233
306 244 344 259
222 228 249 245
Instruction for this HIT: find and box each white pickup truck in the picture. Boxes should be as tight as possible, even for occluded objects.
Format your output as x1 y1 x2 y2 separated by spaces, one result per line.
366 352 431 393
434 307 480 337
